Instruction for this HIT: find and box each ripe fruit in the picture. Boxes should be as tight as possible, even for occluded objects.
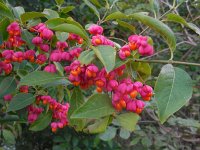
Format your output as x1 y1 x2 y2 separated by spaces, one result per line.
125 51 131 57
129 42 137 50
94 38 102 45
115 103 122 112
96 87 103 93
119 99 126 108
130 90 138 99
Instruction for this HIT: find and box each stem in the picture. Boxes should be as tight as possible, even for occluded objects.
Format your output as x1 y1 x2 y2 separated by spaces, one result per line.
98 9 109 25
108 37 127 44
134 59 200 67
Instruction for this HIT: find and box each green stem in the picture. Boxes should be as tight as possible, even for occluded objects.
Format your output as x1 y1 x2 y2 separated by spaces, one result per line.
134 59 200 67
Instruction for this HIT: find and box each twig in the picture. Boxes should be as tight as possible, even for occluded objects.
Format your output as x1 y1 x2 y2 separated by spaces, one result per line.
192 16 200 22
108 37 127 44
180 47 193 61
134 59 200 67
142 41 195 60
182 138 200 143
173 8 197 46
186 1 193 20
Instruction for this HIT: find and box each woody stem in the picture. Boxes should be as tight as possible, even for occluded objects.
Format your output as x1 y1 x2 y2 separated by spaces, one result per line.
134 59 200 67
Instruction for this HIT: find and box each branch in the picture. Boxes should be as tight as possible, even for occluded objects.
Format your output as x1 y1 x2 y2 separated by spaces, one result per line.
135 59 200 67
142 41 196 60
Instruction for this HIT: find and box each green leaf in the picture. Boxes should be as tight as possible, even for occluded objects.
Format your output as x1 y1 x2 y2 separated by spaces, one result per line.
78 50 95 65
90 0 101 7
87 116 110 134
83 0 100 19
21 12 45 24
19 71 64 86
155 64 193 123
17 69 28 78
54 62 64 76
141 137 152 147
105 11 128 21
166 13 188 26
99 126 117 141
130 137 141 146
0 2 14 20
57 85 64 102
29 112 52 131
46 18 88 39
187 23 200 36
147 36 154 45
92 45 116 72
149 0 160 16
61 6 75 13
116 113 140 131
119 128 130 139
114 56 130 69
168 117 200 128
0 115 19 123
55 31 69 42
116 20 135 32
55 0 64 5
43 9 59 19
27 18 41 28
166 13 200 36
52 23 89 42
130 13 176 56
71 94 115 119
134 62 151 82
69 87 86 131
0 17 10 44
3 129 15 144
0 77 17 98
65 17 88 36
53 145 67 150
7 93 35 112
12 6 25 21
21 29 34 49
44 79 70 88
45 18 66 28
69 87 84 116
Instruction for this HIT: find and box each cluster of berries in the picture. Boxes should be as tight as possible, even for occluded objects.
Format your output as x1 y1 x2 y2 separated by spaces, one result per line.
119 35 154 60
49 47 82 62
111 79 153 114
0 22 25 74
0 21 155 132
68 33 83 44
64 59 153 114
86 24 154 113
1 22 25 49
0 22 84 75
27 105 43 123
65 60 98 88
88 24 114 47
36 95 70 132
64 60 126 92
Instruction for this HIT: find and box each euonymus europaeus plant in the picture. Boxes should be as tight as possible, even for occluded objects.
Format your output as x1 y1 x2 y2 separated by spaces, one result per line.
0 0 199 140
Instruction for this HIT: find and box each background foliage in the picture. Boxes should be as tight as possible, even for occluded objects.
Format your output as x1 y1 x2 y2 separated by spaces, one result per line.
0 0 200 149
